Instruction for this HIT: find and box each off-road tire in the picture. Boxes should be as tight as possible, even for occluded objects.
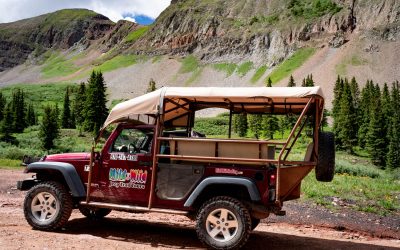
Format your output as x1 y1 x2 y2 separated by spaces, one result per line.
24 181 73 231
79 206 111 219
251 217 260 230
196 196 252 249
316 131 335 182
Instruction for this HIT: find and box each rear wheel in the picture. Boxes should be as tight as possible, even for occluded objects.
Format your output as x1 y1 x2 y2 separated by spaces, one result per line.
79 206 111 219
24 181 72 231
316 131 335 182
196 196 251 249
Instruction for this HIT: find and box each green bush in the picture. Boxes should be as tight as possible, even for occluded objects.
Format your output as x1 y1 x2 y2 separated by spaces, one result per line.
288 0 342 19
194 115 229 136
335 159 383 178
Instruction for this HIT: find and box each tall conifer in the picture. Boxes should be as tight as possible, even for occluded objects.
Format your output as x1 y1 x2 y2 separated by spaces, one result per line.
11 89 26 133
84 71 108 134
248 114 263 139
387 81 400 169
0 92 5 121
39 105 59 150
288 75 296 87
73 82 86 131
337 80 357 152
366 90 386 166
233 113 248 137
332 76 344 146
62 87 74 128
266 78 272 87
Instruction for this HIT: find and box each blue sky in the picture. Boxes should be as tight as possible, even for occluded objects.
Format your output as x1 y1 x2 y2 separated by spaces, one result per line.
0 0 171 24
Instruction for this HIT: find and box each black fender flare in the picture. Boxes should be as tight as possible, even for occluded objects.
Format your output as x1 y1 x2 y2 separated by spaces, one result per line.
183 177 261 207
25 162 86 198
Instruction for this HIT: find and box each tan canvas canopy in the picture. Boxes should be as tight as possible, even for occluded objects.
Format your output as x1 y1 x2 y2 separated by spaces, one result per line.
102 86 324 129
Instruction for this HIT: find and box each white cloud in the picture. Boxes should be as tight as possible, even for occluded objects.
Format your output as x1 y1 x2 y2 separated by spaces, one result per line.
123 16 136 23
0 0 171 23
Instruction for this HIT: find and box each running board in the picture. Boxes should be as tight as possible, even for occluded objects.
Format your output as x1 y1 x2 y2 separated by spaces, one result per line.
79 201 189 215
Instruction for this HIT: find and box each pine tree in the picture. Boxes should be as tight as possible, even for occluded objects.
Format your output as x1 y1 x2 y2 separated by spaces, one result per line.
62 87 74 128
336 81 357 152
0 102 16 143
288 75 296 87
350 77 360 109
233 113 248 137
366 91 386 167
84 71 109 134
39 105 59 150
381 83 391 152
11 89 26 133
73 82 86 131
25 103 36 126
146 78 157 93
301 78 306 87
349 76 360 136
54 104 60 126
248 114 263 139
387 115 400 169
332 76 344 146
0 92 6 121
387 81 400 169
305 74 315 86
266 78 272 87
278 116 287 138
358 80 374 148
263 115 279 139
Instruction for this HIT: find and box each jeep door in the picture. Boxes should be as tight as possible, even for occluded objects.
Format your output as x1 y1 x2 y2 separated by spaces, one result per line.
97 126 153 206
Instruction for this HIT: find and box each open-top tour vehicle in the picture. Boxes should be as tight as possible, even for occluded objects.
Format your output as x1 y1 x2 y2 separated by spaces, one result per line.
18 86 334 249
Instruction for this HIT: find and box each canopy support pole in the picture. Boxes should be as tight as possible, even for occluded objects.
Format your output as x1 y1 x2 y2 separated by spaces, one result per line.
228 104 233 138
276 97 314 206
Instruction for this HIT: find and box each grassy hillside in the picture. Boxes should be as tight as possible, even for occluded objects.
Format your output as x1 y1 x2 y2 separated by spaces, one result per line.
0 83 75 116
0 9 99 42
267 48 316 84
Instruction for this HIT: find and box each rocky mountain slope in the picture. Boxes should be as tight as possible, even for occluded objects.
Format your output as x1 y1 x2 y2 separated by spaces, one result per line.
0 9 137 71
136 0 398 66
0 1 399 106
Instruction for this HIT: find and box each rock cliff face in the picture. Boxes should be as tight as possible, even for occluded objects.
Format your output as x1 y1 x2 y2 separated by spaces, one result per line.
136 0 399 66
0 9 136 71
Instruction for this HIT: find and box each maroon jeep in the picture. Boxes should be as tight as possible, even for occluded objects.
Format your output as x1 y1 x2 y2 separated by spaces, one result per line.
17 87 334 249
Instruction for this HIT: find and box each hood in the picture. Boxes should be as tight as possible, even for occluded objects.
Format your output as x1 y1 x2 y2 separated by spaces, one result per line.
44 152 91 162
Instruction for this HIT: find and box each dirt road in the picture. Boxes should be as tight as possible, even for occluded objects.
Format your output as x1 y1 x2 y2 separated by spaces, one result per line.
0 169 399 249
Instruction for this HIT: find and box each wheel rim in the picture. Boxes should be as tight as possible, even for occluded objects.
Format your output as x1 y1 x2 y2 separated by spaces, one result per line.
206 208 239 242
31 192 59 222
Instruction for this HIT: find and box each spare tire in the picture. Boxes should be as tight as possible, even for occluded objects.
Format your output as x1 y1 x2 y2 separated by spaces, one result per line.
315 131 335 182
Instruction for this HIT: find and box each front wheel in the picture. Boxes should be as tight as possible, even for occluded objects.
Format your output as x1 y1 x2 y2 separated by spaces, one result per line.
24 181 73 231
196 196 252 249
